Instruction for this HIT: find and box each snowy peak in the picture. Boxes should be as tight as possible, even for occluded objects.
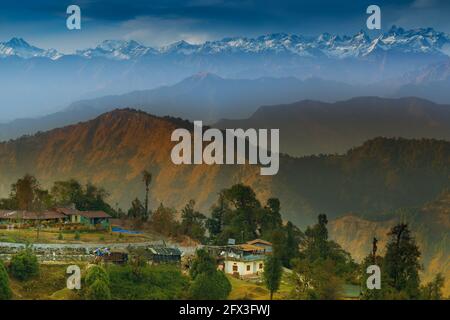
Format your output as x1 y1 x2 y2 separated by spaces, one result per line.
76 39 156 60
0 37 62 60
5 37 31 48
160 40 199 54
380 26 449 54
1 26 450 61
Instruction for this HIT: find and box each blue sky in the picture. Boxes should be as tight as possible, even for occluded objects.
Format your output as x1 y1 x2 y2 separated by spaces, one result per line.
0 0 449 52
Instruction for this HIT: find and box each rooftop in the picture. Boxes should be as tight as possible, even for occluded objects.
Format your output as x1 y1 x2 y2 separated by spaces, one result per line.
0 208 110 220
0 210 65 220
246 239 272 246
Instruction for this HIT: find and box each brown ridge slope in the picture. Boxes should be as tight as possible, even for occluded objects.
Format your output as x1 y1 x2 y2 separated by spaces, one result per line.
0 109 269 214
1 108 449 226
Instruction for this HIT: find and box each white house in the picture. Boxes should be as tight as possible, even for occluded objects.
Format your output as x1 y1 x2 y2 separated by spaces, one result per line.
219 241 272 278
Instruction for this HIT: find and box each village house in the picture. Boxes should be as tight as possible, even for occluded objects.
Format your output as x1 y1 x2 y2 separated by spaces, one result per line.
0 208 111 229
0 210 66 225
144 246 183 264
246 239 273 253
55 208 111 228
206 239 273 279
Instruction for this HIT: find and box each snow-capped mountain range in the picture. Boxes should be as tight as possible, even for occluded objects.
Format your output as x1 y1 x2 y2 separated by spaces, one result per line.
2 25 450 122
2 26 450 61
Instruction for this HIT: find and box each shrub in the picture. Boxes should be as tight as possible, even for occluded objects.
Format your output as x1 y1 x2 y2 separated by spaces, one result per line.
108 264 189 300
0 260 12 300
85 279 111 300
85 265 110 287
74 232 81 240
190 270 231 300
10 247 39 281
189 249 216 280
58 233 64 240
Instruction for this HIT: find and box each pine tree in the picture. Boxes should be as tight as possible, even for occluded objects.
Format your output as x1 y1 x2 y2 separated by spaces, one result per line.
142 170 152 220
384 223 421 298
263 255 282 300
421 273 445 300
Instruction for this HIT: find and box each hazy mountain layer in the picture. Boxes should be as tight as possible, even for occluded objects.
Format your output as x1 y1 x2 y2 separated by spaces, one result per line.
1 26 450 119
0 75 367 141
216 97 450 157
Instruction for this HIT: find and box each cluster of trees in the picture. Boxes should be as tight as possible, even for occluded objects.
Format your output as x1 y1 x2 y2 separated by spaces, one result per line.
82 249 227 300
131 200 207 243
360 223 446 300
0 174 116 217
189 249 231 300
1 173 447 301
287 214 358 300
206 184 302 265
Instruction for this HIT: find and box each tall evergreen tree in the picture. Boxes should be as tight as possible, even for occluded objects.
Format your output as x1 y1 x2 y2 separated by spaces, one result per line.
142 170 152 220
302 214 330 261
384 223 421 298
263 255 283 300
11 174 39 210
127 198 146 219
180 200 206 242
206 194 228 241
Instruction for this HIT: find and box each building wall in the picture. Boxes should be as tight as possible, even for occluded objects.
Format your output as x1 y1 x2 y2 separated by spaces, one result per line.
70 215 81 223
224 259 264 276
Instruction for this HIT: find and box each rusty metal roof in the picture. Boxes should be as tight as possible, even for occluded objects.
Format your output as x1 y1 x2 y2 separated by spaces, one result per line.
79 211 111 218
0 210 65 220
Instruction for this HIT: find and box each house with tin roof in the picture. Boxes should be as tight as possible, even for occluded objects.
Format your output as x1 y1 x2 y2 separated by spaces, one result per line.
206 239 272 278
54 208 111 228
0 208 111 229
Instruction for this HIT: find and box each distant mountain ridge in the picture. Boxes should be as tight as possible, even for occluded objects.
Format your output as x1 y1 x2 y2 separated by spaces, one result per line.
2 92 450 159
2 25 450 120
215 96 450 156
0 75 362 141
2 26 449 61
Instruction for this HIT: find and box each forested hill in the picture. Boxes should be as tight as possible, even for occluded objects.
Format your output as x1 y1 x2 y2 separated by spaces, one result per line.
0 109 448 226
274 137 450 223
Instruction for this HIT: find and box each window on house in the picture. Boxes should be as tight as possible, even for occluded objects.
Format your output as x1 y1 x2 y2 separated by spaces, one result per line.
233 265 238 272
246 265 251 271
259 263 263 269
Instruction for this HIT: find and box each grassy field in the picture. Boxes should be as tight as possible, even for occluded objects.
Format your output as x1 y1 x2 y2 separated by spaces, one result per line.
227 273 292 300
0 228 159 244
9 263 83 300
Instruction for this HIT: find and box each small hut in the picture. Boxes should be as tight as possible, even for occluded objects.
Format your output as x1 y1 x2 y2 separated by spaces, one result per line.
145 246 182 264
